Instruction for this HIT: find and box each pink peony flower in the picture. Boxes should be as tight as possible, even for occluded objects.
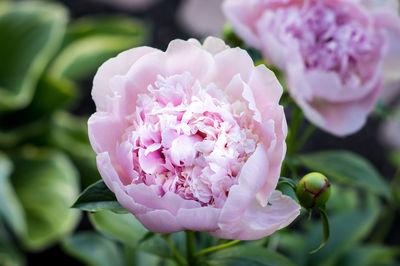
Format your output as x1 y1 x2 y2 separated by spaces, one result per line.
88 37 300 240
223 0 400 136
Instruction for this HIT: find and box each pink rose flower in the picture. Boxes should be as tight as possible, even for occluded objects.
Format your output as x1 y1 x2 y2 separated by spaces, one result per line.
88 37 300 240
223 0 400 136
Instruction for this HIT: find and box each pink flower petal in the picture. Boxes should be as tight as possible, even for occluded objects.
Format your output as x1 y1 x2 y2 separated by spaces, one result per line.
92 47 158 112
210 191 300 240
218 144 269 227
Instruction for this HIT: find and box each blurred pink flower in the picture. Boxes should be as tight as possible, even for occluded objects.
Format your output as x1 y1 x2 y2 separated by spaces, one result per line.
178 0 225 37
88 37 299 240
224 0 400 136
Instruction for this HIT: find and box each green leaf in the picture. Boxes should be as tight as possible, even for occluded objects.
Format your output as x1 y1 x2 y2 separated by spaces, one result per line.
47 112 100 188
340 244 400 266
0 153 25 236
0 1 67 111
309 208 329 254
298 151 390 199
72 180 126 213
62 232 124 266
307 194 381 266
50 16 148 81
0 118 50 149
140 232 186 259
89 211 148 246
66 16 147 42
325 186 358 213
0 75 77 129
10 147 80 251
124 246 164 266
89 210 185 259
208 245 296 266
0 224 25 266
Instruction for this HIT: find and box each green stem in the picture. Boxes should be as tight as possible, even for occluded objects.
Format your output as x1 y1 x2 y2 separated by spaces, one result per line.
186 230 196 265
163 235 187 266
287 106 303 155
297 124 316 151
370 168 400 242
195 240 241 257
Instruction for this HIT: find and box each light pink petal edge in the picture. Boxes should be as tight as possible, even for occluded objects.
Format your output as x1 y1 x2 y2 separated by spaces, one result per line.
209 190 300 240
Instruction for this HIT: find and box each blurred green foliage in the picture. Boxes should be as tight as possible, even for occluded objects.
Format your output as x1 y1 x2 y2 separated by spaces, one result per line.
0 0 148 265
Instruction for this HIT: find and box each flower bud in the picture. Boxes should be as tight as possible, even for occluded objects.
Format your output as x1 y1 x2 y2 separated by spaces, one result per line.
295 172 331 209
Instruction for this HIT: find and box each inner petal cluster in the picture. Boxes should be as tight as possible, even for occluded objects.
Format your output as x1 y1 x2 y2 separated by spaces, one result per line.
118 72 259 207
261 0 382 84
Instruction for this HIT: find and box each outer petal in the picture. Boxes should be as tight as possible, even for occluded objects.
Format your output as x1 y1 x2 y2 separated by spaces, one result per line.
97 153 220 234
136 210 183 233
88 110 124 163
125 184 201 215
96 152 149 214
218 144 270 228
176 207 220 231
213 46 254 89
222 0 263 49
247 65 283 116
92 47 159 112
210 191 300 240
296 80 382 136
164 39 218 83
256 104 287 205
305 68 381 103
202 36 230 55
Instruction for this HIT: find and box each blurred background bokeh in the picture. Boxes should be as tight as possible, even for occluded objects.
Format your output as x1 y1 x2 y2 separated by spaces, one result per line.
0 0 399 265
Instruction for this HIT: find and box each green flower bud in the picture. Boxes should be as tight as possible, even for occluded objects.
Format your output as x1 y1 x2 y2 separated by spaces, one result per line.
296 172 331 209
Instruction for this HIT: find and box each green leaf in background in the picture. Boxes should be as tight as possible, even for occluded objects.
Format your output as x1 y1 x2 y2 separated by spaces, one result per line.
0 118 50 149
72 180 126 213
0 1 67 111
89 211 148 247
0 222 25 266
298 151 390 199
50 16 148 81
207 245 296 266
325 185 358 213
10 147 80 251
124 246 167 266
62 232 125 266
339 244 400 266
0 75 77 129
306 194 381 266
0 153 25 237
89 210 185 260
48 112 100 187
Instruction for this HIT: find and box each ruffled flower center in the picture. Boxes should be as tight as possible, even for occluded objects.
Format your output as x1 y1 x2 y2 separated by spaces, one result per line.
262 0 381 84
119 72 259 207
